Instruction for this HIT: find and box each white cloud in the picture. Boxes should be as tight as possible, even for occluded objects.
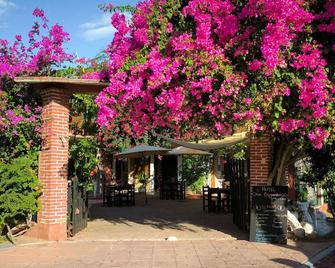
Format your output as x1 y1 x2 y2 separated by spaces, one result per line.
80 14 116 41
0 0 15 16
80 12 133 41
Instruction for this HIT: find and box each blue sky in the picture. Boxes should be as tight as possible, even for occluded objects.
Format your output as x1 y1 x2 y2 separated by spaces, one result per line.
0 0 138 59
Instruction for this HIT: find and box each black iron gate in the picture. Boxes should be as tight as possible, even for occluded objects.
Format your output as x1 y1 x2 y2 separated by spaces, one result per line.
225 157 250 232
67 176 88 237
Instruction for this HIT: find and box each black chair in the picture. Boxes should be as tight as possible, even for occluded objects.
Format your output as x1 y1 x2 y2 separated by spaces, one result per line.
202 185 209 211
208 187 220 213
204 187 231 213
128 184 135 206
221 189 231 212
160 181 186 200
106 185 117 207
178 181 186 200
106 184 135 207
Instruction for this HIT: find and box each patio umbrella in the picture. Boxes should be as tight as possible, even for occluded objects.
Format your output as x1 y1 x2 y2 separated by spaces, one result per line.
114 145 170 204
167 146 212 156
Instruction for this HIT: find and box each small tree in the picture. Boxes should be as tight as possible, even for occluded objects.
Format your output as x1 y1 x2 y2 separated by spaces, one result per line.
0 156 41 241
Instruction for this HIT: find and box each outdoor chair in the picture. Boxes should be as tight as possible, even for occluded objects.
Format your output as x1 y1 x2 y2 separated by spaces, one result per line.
202 186 209 211
208 188 219 213
106 185 117 207
160 181 186 200
221 189 231 213
106 184 135 207
203 186 231 213
128 184 135 206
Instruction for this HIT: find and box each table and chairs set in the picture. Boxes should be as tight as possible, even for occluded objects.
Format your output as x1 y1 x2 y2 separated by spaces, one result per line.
202 185 231 213
159 181 186 200
104 184 135 207
103 180 186 207
102 181 231 214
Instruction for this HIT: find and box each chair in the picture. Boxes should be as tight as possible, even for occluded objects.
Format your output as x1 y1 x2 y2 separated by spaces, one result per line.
178 181 186 200
160 182 170 200
106 185 118 207
119 188 129 206
128 184 135 206
203 186 209 211
208 188 219 213
222 189 231 212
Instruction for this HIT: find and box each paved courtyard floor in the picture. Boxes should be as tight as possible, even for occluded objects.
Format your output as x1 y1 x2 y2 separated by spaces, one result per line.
0 195 334 267
74 196 246 241
1 239 333 267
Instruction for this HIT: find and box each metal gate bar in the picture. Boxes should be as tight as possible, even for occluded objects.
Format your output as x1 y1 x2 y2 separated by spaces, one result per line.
67 177 88 237
225 157 250 232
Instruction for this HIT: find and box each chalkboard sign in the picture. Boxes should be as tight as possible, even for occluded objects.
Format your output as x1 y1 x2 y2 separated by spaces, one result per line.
249 186 288 244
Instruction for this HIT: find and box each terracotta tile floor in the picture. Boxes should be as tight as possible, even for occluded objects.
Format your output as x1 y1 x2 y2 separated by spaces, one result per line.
74 196 246 241
0 239 333 267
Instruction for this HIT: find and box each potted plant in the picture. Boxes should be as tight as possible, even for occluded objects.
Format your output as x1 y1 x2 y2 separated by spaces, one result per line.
297 184 309 212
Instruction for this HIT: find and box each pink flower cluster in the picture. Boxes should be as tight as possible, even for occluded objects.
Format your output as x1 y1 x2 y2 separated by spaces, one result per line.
0 9 72 79
308 128 330 150
95 0 334 150
0 9 72 135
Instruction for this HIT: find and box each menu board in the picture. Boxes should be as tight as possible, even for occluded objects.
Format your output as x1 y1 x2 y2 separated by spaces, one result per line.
249 186 288 244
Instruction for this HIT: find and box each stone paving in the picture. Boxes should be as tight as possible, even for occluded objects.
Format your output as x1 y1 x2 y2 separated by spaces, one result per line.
74 196 245 241
0 196 333 267
0 239 333 267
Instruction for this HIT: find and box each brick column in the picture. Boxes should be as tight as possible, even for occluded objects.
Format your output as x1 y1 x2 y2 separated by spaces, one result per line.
249 135 272 186
30 88 70 240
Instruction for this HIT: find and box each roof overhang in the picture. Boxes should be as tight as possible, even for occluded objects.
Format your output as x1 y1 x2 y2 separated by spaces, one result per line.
14 76 109 95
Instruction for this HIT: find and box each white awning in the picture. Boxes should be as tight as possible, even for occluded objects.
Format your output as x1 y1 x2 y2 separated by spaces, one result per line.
154 132 248 151
115 145 170 158
167 146 212 156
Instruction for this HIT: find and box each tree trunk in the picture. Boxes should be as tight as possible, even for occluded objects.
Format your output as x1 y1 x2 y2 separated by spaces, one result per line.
269 138 300 186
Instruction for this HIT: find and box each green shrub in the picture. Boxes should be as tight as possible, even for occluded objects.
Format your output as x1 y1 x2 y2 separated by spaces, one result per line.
188 175 207 194
69 137 98 191
297 184 308 203
182 156 210 193
0 156 41 234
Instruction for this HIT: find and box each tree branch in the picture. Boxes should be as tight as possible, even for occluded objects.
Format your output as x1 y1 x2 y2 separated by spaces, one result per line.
275 142 295 186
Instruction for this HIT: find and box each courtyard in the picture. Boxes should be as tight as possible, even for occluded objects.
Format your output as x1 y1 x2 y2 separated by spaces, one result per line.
2 0 335 267
74 195 245 241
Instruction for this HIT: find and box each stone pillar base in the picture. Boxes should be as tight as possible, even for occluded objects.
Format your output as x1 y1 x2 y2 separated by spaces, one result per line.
25 223 67 241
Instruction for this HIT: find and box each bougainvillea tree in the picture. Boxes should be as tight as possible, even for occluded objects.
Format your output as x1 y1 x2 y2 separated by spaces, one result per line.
96 0 335 185
0 8 73 161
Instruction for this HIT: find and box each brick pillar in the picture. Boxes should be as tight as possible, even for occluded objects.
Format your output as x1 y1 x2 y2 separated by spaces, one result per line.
29 88 70 240
249 135 272 186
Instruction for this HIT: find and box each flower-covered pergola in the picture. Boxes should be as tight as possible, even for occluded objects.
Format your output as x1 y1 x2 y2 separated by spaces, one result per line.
16 76 270 240
5 0 335 241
